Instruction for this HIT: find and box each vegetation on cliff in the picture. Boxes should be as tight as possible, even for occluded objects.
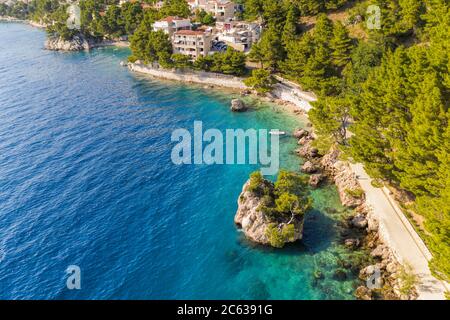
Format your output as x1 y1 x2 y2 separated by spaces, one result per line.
246 171 312 248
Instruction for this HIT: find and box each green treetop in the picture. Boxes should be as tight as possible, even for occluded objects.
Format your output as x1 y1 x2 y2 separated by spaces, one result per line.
330 22 353 69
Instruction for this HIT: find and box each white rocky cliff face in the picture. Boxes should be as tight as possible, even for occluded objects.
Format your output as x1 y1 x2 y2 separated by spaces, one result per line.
45 35 90 51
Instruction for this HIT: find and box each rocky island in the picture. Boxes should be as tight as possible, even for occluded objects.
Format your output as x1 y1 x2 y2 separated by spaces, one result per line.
235 170 312 248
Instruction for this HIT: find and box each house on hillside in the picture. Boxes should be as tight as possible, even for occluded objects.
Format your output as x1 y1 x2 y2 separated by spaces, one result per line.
172 29 213 60
152 16 192 37
188 0 236 22
215 21 262 52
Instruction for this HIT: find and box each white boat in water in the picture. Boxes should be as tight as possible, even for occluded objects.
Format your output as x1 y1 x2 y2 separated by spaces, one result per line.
269 130 286 135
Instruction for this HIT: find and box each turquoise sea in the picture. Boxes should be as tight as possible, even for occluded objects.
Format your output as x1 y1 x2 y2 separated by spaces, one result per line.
0 23 363 299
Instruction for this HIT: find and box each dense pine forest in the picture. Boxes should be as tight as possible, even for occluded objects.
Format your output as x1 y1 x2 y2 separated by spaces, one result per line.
1 0 449 282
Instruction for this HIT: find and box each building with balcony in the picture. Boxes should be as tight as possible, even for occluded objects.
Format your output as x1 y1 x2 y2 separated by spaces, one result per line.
152 16 192 37
188 0 236 22
172 29 213 60
215 21 262 52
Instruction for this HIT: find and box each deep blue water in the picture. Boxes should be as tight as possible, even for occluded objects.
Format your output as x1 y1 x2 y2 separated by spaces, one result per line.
0 23 361 299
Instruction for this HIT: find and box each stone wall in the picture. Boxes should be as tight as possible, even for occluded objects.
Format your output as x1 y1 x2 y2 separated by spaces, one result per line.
129 63 247 90
128 63 317 113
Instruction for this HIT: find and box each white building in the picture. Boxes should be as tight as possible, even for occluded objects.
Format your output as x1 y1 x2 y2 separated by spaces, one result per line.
172 29 213 60
152 16 192 37
215 21 262 52
188 0 236 22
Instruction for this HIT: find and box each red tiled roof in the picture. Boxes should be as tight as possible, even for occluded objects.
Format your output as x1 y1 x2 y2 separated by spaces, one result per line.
160 16 182 23
175 30 206 36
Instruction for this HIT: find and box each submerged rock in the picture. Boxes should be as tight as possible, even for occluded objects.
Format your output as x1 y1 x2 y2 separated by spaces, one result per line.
344 238 361 249
313 269 325 280
325 207 339 214
333 269 347 281
230 99 247 112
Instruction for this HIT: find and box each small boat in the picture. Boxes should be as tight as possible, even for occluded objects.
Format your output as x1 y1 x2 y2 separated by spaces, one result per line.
269 130 286 135
119 61 127 67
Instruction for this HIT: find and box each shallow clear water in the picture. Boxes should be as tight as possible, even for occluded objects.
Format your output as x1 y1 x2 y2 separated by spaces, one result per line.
0 23 361 299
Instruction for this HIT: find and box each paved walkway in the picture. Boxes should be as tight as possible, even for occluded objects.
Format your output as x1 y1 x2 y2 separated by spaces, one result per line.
350 163 448 300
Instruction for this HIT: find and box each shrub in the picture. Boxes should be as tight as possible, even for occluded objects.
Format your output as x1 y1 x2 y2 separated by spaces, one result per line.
244 69 276 94
248 171 264 195
265 223 296 248
345 188 365 199
371 179 384 188
127 55 138 63
171 53 192 69
397 264 418 297
193 48 246 76
275 193 300 215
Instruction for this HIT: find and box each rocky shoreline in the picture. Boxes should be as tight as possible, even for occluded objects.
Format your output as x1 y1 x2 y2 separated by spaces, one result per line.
0 16 47 28
0 18 129 51
45 34 91 51
291 129 418 300
45 34 130 51
126 62 423 300
4 19 420 298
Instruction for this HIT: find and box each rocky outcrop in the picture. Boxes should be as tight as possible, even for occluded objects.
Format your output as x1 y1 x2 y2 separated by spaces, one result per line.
348 204 418 300
298 135 313 146
301 161 318 174
293 128 309 139
344 238 360 249
320 146 365 207
355 286 373 300
290 128 417 300
292 129 364 207
230 99 247 112
234 180 304 247
351 214 368 229
296 144 319 159
45 34 91 51
309 174 325 188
